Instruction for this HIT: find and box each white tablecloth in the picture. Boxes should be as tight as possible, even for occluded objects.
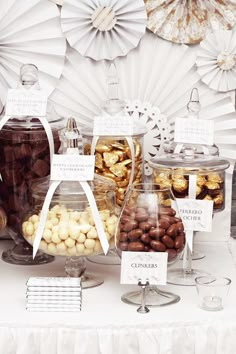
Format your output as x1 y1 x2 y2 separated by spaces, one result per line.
1 240 236 354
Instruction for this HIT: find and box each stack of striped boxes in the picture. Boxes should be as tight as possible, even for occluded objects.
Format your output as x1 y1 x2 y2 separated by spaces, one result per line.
26 277 82 312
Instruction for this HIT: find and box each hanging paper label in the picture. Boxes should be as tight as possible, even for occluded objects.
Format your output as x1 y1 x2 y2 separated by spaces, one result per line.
5 88 47 117
176 199 213 232
93 115 133 136
120 252 167 285
174 118 214 145
50 154 95 181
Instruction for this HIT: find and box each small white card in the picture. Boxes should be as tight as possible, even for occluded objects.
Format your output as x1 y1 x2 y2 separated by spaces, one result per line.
174 117 214 145
5 88 47 117
93 115 133 136
120 252 168 285
50 154 95 181
176 199 213 232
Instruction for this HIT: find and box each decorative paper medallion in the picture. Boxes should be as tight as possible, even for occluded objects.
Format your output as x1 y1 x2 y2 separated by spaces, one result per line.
50 32 236 161
196 29 236 92
60 0 147 60
0 0 66 113
144 0 236 44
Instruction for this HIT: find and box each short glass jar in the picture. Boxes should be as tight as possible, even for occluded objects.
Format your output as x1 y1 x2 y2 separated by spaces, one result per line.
115 183 185 306
21 176 118 288
149 152 230 212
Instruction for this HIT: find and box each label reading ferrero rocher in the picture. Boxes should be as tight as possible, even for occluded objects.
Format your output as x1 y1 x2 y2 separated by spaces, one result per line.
175 199 213 232
93 115 133 136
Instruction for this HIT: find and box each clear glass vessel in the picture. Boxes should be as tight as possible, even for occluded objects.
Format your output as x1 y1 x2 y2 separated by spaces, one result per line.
149 152 230 286
0 64 64 265
21 175 118 288
115 183 185 306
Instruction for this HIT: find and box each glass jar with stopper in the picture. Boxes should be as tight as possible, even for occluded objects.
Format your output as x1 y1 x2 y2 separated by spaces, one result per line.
149 151 229 286
0 63 64 265
21 117 118 288
115 182 186 307
163 88 221 260
81 64 147 265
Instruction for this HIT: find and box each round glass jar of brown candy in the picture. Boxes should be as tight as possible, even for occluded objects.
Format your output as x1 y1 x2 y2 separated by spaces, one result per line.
149 152 230 212
116 184 185 263
81 125 147 206
22 175 118 288
115 183 185 307
0 117 64 265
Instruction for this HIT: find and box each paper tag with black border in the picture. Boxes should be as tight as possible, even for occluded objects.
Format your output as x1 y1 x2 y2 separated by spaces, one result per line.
50 154 95 181
120 252 167 285
174 117 214 145
176 199 213 232
93 115 133 136
5 88 47 117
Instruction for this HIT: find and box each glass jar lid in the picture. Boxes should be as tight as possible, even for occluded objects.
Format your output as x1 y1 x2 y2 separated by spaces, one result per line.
163 141 219 157
149 152 230 174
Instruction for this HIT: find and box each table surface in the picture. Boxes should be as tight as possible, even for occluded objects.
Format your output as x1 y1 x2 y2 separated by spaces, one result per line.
1 240 236 354
0 239 236 328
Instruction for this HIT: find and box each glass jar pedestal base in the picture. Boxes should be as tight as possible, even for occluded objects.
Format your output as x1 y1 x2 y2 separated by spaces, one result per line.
191 250 205 260
2 244 54 265
80 273 104 289
167 268 210 286
87 249 120 265
121 286 180 307
65 256 104 289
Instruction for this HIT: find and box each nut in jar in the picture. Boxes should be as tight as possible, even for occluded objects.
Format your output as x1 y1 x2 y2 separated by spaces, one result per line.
22 205 118 257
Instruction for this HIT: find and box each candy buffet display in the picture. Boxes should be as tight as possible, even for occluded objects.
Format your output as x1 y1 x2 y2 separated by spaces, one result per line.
0 64 64 265
116 183 185 306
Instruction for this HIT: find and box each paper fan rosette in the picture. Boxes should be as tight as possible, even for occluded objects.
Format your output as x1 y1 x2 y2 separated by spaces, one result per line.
60 0 147 61
0 0 66 112
50 32 236 162
196 29 236 92
144 0 236 44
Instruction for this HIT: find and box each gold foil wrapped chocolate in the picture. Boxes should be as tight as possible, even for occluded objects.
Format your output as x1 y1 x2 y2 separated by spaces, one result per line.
172 178 188 193
153 170 225 211
207 173 223 184
84 138 143 206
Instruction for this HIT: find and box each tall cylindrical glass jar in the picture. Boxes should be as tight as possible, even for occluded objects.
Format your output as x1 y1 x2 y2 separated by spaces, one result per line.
0 64 64 265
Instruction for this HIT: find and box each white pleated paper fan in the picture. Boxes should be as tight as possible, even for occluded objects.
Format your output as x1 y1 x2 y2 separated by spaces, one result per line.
144 0 236 44
50 32 236 160
50 0 64 5
0 0 66 112
196 29 236 92
61 0 147 61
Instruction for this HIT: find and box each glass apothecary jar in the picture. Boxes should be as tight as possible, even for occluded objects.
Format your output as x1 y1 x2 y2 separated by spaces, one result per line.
149 152 230 212
21 175 118 288
0 64 64 265
115 183 185 306
81 124 147 207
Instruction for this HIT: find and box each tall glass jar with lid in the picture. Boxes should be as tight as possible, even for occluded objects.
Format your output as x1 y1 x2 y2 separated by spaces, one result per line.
0 64 64 265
